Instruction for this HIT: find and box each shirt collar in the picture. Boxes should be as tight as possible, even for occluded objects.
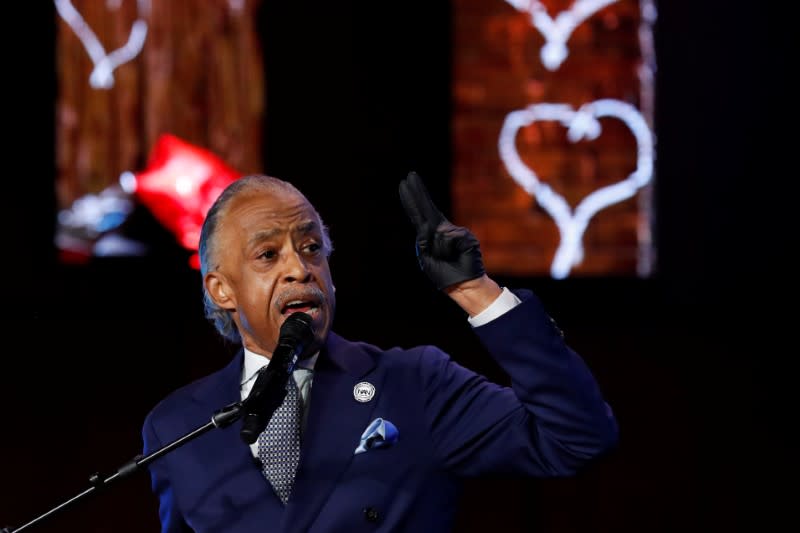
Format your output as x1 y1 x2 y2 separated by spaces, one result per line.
242 346 319 385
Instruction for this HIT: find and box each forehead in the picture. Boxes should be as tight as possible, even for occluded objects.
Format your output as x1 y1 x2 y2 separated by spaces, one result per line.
222 186 319 233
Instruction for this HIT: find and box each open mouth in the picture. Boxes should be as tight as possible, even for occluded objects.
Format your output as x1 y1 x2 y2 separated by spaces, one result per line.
281 299 320 317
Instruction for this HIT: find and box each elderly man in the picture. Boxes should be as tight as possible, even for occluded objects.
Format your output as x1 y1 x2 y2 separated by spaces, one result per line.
142 171 618 532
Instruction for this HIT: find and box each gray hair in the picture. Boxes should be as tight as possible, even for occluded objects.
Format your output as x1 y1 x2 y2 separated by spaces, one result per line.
198 174 333 342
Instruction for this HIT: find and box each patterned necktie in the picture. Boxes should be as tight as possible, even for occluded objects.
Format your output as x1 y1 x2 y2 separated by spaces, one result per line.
257 374 302 505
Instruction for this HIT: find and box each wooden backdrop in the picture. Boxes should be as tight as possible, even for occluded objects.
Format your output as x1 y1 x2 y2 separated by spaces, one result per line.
55 0 265 210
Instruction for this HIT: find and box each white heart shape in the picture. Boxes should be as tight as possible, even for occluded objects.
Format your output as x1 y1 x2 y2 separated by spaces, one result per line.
498 99 654 278
505 0 619 70
55 0 148 89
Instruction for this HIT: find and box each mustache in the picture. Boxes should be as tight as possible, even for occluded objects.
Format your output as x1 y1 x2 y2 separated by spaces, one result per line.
273 286 326 311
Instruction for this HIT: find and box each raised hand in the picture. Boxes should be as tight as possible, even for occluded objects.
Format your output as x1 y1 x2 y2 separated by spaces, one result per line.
398 171 486 290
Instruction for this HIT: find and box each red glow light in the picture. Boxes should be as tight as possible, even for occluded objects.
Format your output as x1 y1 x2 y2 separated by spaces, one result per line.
133 134 240 268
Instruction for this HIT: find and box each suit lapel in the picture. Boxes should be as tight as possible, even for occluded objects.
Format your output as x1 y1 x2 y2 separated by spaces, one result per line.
282 332 381 531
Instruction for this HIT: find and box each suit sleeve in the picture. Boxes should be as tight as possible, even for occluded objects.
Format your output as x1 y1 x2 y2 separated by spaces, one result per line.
142 412 194 533
421 289 618 477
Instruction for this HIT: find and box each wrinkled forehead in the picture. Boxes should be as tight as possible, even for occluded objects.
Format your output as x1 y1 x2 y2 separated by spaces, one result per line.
223 185 321 232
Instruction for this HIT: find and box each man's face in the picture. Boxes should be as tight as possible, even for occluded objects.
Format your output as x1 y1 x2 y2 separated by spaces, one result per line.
205 187 335 357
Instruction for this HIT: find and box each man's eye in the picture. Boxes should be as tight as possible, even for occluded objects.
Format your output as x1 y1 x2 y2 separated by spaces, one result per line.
260 250 277 260
304 243 321 254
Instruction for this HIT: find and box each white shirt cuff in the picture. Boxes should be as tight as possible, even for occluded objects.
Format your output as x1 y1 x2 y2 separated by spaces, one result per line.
467 287 522 328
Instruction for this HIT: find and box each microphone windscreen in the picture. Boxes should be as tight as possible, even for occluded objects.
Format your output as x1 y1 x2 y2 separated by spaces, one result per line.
279 312 314 348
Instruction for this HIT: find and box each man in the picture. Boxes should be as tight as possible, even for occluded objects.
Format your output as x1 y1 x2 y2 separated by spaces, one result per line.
142 171 618 532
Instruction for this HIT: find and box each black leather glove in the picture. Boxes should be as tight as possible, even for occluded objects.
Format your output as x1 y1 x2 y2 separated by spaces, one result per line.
398 171 486 290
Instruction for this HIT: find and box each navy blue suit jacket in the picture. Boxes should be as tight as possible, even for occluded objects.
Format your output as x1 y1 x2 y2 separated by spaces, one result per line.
142 290 618 532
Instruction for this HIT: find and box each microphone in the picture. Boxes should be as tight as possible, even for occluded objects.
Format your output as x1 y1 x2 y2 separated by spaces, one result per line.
240 312 315 445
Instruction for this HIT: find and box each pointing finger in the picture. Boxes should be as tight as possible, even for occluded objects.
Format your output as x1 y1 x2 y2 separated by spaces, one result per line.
398 171 445 232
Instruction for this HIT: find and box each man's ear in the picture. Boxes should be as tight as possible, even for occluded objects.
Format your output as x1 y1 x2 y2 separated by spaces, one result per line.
205 272 236 310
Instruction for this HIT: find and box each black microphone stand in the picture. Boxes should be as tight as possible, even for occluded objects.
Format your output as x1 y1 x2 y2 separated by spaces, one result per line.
1 399 247 533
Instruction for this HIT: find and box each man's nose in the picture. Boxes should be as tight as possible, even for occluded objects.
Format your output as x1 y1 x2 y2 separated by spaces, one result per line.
283 250 312 282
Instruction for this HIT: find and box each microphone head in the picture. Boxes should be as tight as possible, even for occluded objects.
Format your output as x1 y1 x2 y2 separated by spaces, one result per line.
279 312 315 353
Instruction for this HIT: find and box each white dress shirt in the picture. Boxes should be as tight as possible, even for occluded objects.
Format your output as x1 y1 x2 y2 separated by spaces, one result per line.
241 350 317 458
240 287 521 458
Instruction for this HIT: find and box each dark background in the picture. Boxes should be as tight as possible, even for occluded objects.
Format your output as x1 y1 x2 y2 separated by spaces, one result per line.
2 1 796 532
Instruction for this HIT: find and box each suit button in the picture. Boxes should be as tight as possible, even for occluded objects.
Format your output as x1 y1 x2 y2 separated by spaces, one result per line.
363 507 380 523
